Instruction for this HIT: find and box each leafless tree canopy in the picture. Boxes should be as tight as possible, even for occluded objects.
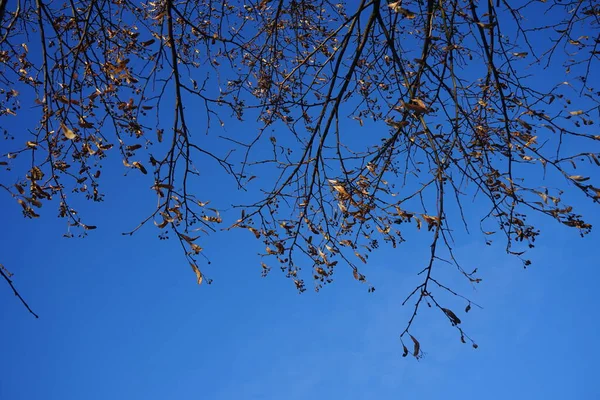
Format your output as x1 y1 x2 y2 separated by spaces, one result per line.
1 0 598 356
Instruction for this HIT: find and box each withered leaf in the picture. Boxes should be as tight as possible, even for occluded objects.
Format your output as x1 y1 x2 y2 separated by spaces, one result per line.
154 218 168 229
442 308 462 325
247 227 260 238
190 263 203 285
132 161 147 174
190 243 203 254
403 99 429 114
388 2 416 18
402 344 409 357
30 166 44 181
61 123 77 140
354 252 367 264
409 335 420 357
180 233 200 243
141 39 156 47
569 175 589 182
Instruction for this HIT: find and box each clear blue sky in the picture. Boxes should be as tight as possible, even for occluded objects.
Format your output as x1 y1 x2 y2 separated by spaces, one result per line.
2 3 600 400
1 154 599 399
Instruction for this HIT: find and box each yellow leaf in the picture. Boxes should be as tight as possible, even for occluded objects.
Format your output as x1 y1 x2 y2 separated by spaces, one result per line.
61 123 77 140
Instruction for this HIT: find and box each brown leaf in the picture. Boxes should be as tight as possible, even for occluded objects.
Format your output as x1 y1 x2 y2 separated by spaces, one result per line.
422 214 440 230
388 2 416 18
442 308 462 325
78 117 94 128
190 263 203 285
61 123 77 140
569 175 589 182
386 119 410 129
179 233 200 243
30 166 44 181
354 252 367 264
402 344 409 357
247 227 260 239
141 39 156 47
190 243 203 254
403 99 429 114
410 335 420 357
132 161 147 174
154 218 169 229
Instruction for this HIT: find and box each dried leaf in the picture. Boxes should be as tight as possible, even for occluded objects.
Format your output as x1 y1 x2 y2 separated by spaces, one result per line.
190 243 203 254
442 308 462 325
386 119 410 129
403 99 429 114
354 252 367 264
569 175 589 182
61 123 77 140
154 218 169 229
409 335 420 357
248 227 260 238
180 233 200 243
190 263 203 285
132 161 147 174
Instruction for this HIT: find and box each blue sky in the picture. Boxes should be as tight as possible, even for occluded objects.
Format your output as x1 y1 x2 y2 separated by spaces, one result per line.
2 2 600 399
1 161 599 399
